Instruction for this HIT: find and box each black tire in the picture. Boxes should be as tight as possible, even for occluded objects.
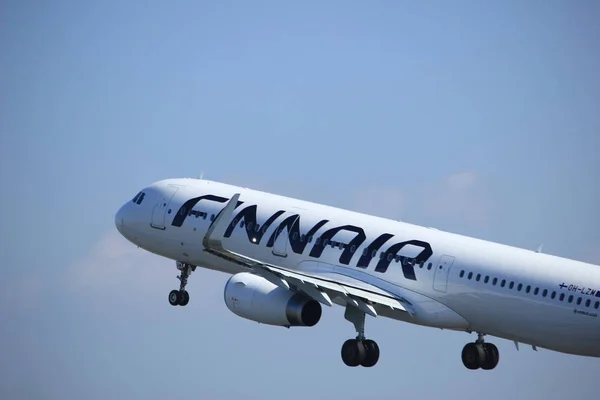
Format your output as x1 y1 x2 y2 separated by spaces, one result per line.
360 339 380 367
481 343 499 370
461 343 484 370
179 290 190 306
169 290 180 306
341 339 366 367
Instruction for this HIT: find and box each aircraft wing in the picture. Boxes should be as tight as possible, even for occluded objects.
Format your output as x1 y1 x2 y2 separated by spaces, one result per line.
202 193 414 317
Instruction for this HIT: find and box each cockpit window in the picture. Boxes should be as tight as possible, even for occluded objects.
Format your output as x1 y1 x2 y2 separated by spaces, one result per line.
132 191 146 205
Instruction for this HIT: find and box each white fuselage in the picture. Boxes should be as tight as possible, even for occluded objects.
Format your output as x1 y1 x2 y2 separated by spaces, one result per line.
115 178 600 357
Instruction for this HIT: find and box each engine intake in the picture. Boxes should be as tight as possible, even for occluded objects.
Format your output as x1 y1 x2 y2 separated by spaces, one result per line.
224 272 322 327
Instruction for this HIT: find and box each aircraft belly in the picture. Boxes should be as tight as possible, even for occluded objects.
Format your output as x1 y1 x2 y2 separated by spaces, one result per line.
445 292 600 357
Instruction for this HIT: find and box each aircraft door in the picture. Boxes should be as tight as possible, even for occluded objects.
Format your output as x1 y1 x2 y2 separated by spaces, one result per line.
272 226 289 257
272 215 299 258
433 255 455 293
151 186 179 230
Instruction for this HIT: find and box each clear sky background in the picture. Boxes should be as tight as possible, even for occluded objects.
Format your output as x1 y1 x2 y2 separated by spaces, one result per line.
1 1 599 399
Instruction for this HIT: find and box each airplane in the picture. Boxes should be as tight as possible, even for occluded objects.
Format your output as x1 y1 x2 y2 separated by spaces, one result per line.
114 177 600 369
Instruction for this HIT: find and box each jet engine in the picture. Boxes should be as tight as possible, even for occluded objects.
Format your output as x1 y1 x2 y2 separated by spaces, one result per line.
224 272 322 327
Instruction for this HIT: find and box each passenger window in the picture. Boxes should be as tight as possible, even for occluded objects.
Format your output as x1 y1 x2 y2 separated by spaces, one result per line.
568 295 574 303
338 242 344 250
240 221 245 228
476 274 481 282
534 288 539 295
492 278 498 285
595 301 599 309
551 291 556 299
509 281 514 289
371 250 377 258
484 276 489 284
501 279 506 287
308 236 313 243
350 245 356 253
300 234 305 241
292 233 298 240
427 263 432 270
387 253 393 262
517 283 522 291
526 285 531 293
247 222 254 230
576 297 582 305
211 214 215 221
468 272 473 280
585 299 591 307
324 239 330 246
460 270 465 278
560 293 565 301
542 289 548 297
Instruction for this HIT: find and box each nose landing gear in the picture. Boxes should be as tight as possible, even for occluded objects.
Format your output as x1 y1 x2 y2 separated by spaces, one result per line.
169 261 195 306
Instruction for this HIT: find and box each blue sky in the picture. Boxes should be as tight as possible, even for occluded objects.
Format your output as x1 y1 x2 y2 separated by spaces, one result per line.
1 1 599 398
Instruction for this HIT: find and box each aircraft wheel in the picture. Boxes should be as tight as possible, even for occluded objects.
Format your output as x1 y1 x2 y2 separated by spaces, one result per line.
179 290 190 306
169 290 180 306
360 339 380 367
461 342 484 370
481 343 499 370
341 339 366 367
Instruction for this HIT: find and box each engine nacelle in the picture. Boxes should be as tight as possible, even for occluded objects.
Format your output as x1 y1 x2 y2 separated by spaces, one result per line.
224 272 322 327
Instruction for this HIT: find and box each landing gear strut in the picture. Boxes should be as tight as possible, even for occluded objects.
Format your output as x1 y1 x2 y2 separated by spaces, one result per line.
169 261 195 306
341 306 380 367
461 333 499 370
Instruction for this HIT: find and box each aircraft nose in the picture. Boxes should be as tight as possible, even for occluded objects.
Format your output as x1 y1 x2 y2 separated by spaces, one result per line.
115 203 126 233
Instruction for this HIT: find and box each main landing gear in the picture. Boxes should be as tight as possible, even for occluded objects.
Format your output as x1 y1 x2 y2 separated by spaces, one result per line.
169 261 196 307
461 333 499 370
341 306 380 367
